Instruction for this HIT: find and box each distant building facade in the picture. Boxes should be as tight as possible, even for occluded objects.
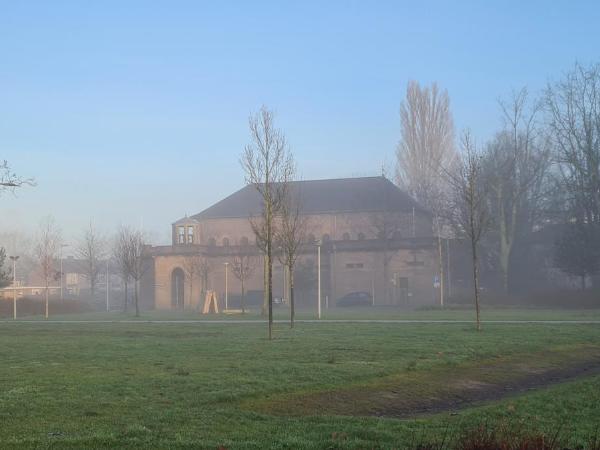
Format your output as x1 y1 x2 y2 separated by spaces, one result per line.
141 177 438 310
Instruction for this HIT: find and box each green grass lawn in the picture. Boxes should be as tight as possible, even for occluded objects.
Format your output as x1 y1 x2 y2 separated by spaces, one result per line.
0 321 599 449
10 304 600 322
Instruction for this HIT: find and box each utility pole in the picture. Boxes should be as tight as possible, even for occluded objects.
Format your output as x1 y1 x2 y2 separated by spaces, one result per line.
224 262 229 310
317 240 321 319
9 255 19 320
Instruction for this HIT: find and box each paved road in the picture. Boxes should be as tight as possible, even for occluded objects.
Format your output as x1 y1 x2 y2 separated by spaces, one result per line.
1 319 599 324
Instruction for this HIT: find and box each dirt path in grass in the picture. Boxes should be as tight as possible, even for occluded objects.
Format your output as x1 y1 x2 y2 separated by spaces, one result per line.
373 357 600 418
250 348 600 419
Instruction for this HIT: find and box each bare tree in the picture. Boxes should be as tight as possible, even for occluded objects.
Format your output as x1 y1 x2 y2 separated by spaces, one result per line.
483 88 550 294
395 81 456 306
252 221 269 317
0 248 12 288
276 187 309 327
447 132 490 331
127 229 146 317
76 222 106 299
181 253 203 308
240 106 294 340
547 62 600 224
34 216 62 319
546 63 600 253
113 227 132 312
0 160 35 192
231 254 256 314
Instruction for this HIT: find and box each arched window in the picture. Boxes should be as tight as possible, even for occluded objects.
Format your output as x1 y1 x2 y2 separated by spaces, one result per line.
240 236 249 246
208 237 216 247
342 232 350 241
222 237 230 247
357 232 365 241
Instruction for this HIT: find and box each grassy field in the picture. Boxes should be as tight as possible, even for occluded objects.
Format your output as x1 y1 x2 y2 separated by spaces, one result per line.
8 304 600 322
0 318 599 448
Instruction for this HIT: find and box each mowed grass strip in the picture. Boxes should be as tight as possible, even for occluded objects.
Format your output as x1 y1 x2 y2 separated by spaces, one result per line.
0 321 599 449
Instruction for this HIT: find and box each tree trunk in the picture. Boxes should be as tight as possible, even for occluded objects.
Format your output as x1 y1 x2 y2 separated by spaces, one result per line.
262 256 268 317
134 280 139 317
241 278 245 314
123 279 128 312
499 233 510 295
290 267 295 328
267 208 273 340
45 284 49 319
437 221 444 308
471 237 481 332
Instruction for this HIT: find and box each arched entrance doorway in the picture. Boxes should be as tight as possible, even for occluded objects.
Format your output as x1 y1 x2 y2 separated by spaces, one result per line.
171 268 185 309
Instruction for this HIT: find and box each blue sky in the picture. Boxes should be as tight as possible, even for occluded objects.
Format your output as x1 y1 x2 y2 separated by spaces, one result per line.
1 1 598 245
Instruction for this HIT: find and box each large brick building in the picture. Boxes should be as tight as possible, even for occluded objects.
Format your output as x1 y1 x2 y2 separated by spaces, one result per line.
140 176 438 310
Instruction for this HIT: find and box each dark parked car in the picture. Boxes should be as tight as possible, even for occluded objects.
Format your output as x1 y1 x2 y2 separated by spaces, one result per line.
336 291 372 307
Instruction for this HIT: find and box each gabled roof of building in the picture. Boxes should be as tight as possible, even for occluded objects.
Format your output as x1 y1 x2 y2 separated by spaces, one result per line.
181 176 428 222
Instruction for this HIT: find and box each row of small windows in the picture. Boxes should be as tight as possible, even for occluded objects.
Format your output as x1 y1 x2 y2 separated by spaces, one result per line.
179 229 394 246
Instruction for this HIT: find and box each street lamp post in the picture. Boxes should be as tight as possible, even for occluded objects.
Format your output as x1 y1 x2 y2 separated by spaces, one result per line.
9 255 19 320
317 240 321 319
224 262 229 310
